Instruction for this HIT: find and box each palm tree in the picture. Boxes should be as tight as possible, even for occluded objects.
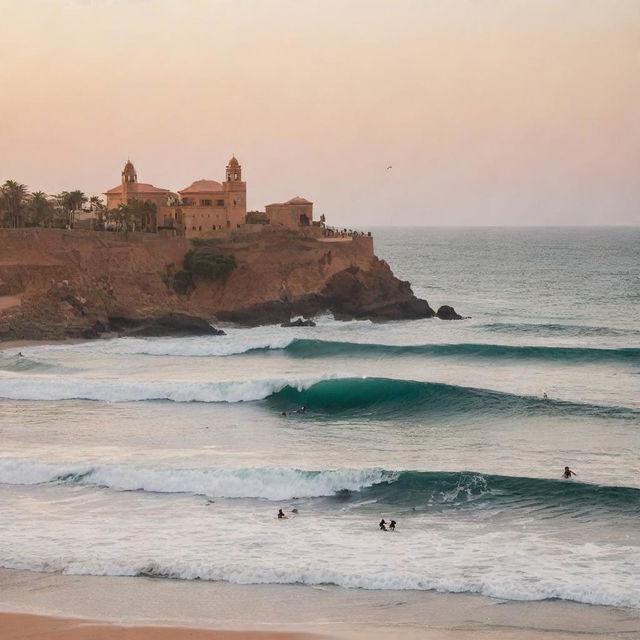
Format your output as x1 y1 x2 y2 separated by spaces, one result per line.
89 195 106 230
65 190 87 227
28 191 55 227
128 199 157 232
1 180 29 228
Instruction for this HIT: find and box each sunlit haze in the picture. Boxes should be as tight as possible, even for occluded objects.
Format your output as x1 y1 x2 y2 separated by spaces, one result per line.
1 0 638 226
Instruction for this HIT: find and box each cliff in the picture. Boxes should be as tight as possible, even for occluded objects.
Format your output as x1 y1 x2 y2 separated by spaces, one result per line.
0 228 435 340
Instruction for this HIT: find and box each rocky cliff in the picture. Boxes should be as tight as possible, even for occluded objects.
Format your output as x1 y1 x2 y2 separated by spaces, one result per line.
0 228 437 340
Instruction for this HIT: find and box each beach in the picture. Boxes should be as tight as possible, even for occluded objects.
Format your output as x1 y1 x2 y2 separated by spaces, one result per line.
1 569 639 639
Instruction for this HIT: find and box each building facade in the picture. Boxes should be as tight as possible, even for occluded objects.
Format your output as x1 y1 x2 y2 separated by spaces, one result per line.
179 156 246 237
104 157 246 237
265 196 313 228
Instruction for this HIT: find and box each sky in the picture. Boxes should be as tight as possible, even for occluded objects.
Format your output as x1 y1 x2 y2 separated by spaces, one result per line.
1 0 638 227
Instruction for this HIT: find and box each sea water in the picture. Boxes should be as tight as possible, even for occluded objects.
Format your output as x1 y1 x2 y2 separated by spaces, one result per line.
0 227 638 607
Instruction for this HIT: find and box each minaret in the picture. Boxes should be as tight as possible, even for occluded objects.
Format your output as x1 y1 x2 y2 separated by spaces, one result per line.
121 159 137 204
223 155 246 228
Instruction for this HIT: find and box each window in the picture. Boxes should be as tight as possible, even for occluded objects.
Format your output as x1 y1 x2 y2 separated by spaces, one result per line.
233 199 236 205
200 199 212 206
199 226 202 231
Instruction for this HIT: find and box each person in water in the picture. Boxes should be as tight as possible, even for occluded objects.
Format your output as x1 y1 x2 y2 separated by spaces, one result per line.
389 520 396 531
379 519 387 531
562 466 577 479
278 509 286 519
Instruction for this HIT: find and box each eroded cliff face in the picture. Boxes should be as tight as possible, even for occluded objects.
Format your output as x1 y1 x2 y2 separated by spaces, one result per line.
0 228 434 340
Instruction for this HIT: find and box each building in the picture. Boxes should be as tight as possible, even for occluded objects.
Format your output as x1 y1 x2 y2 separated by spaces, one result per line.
179 156 246 237
104 157 246 237
265 196 313 228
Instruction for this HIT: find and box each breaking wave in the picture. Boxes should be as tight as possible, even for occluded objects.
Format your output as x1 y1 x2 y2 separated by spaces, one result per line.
252 339 640 364
0 375 636 420
1 458 638 515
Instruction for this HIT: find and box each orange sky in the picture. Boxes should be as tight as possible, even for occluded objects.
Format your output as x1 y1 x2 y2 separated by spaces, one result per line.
1 0 638 226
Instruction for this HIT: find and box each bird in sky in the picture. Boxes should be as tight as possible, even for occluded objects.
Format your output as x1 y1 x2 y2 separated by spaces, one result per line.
386 165 393 170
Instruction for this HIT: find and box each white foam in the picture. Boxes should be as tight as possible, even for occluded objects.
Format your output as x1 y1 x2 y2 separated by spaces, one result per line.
0 458 394 500
0 374 329 403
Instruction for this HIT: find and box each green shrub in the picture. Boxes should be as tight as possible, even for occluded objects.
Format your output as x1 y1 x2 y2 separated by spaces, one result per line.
184 250 236 280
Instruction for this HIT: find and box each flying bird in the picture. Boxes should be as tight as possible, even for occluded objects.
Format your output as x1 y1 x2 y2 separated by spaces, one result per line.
386 165 393 170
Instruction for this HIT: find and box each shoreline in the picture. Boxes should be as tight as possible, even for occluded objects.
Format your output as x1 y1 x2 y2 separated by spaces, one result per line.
1 569 638 640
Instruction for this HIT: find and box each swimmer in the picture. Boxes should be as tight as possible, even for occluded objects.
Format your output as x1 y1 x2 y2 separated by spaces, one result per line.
281 412 287 416
379 519 387 531
562 466 577 479
17 352 24 358
278 508 287 519
389 520 396 531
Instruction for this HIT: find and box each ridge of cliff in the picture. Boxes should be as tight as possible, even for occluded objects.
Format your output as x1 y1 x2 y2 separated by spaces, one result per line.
0 228 436 340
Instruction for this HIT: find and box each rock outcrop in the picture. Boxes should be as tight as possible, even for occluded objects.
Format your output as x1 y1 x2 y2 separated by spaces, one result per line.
281 318 316 327
108 313 225 337
0 227 444 340
436 305 464 320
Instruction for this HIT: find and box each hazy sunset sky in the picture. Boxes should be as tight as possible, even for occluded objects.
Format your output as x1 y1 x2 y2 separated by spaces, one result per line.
1 0 638 226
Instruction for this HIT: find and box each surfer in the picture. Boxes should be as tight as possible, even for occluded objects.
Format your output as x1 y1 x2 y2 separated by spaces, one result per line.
17 352 24 357
278 508 287 519
379 519 387 531
543 392 548 399
389 520 396 531
562 466 577 479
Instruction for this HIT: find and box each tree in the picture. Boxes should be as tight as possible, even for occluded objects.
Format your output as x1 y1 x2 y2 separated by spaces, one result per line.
28 191 55 227
65 190 87 227
127 199 157 232
89 195 106 229
1 180 29 228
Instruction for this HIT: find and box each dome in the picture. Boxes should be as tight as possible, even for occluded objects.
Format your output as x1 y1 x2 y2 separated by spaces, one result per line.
227 155 240 167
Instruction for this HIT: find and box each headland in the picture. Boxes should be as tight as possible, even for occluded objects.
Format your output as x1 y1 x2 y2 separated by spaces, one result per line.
0 226 441 341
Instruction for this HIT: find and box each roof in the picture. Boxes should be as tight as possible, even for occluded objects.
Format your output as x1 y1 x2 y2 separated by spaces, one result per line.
104 183 170 195
266 196 313 207
285 196 313 205
227 156 240 167
178 179 224 194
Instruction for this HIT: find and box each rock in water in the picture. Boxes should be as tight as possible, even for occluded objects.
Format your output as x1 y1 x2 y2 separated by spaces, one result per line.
281 318 316 327
436 305 463 320
108 313 225 337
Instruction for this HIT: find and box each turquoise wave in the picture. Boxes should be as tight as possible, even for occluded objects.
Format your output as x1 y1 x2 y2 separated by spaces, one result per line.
248 339 640 364
266 377 638 419
352 470 640 517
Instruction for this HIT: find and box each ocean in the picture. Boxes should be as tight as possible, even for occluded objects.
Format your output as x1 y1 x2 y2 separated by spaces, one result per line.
0 226 638 609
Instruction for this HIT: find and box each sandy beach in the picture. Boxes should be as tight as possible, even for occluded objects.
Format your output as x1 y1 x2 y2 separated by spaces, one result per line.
1 569 638 640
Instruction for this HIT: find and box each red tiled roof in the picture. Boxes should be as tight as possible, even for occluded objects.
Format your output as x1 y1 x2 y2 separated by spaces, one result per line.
105 183 170 195
178 180 223 194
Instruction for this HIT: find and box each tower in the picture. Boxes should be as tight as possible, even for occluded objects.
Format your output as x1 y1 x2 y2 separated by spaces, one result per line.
121 159 137 204
226 155 241 182
223 155 246 228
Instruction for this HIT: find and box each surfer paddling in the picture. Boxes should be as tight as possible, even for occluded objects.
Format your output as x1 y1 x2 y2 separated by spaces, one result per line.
562 466 577 479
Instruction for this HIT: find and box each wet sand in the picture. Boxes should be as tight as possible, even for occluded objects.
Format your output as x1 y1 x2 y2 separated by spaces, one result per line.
0 613 317 640
0 569 638 640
